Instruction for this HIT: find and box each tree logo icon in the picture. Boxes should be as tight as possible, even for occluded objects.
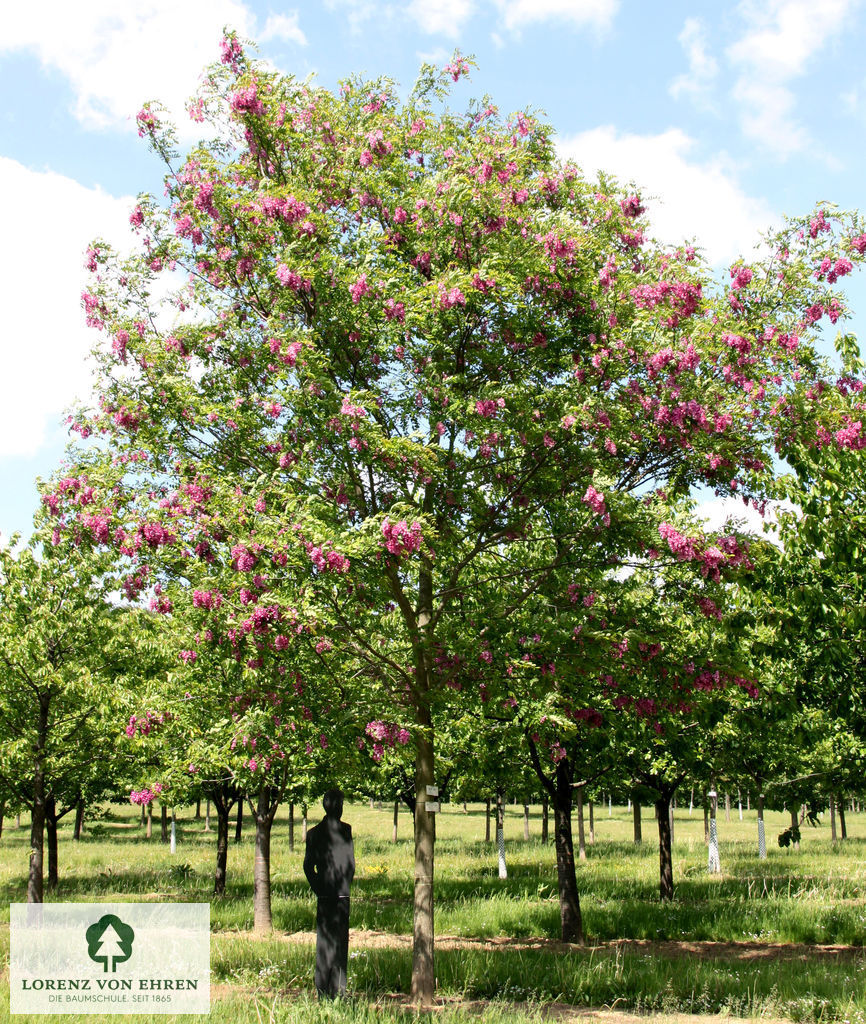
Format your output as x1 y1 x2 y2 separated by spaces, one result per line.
85 914 135 972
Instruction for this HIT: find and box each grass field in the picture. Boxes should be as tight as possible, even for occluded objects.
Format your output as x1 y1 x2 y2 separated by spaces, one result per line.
1 799 865 1022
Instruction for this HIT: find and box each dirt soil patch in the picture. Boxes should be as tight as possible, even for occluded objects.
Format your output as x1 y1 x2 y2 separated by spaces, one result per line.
276 929 865 962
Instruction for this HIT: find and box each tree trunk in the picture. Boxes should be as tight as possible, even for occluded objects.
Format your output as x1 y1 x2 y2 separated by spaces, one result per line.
588 799 594 845
541 796 549 844
708 790 721 873
205 799 211 832
830 795 837 842
410 706 435 1005
757 793 766 859
725 791 731 822
302 802 308 842
790 807 800 850
235 798 244 843
45 795 59 890
27 698 50 903
288 801 295 853
73 799 85 841
393 799 399 844
523 802 530 842
576 785 586 861
839 799 847 839
655 793 674 901
703 793 709 843
485 797 491 843
669 791 675 848
28 771 46 903
252 786 275 932
496 788 507 878
161 803 169 843
633 797 642 844
214 802 230 896
141 803 146 826
170 808 177 854
146 804 153 839
552 761 583 942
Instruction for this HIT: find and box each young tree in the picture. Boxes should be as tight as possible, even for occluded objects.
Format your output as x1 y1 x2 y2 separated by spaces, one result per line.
0 538 128 901
59 37 866 999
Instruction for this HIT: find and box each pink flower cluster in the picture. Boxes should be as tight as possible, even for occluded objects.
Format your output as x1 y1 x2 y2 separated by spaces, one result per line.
475 398 504 417
381 518 423 557
193 589 223 610
582 485 610 526
630 280 701 327
129 787 161 806
365 720 411 761
231 545 257 572
350 274 370 303
230 85 264 116
340 397 367 419
126 711 170 738
729 265 753 290
438 286 466 310
307 543 350 573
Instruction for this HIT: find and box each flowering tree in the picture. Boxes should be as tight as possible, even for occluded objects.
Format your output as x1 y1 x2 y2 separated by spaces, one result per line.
55 35 866 999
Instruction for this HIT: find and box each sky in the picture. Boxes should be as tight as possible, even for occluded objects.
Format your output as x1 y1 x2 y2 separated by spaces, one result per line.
2 0 865 543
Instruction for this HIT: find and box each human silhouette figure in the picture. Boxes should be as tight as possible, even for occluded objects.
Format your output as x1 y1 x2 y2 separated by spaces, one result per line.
303 788 355 998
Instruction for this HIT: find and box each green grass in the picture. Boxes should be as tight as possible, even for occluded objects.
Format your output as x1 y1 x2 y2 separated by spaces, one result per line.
1 799 865 1021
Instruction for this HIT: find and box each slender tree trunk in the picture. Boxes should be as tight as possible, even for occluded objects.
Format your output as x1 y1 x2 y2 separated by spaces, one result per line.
140 803 146 826
588 799 595 845
485 797 491 843
27 698 49 903
839 799 847 839
302 802 308 842
655 793 674 901
669 791 675 848
830 795 837 842
393 800 399 844
194 798 201 820
576 785 586 861
523 802 530 842
170 808 177 854
161 803 169 843
757 793 766 859
703 793 709 843
737 789 743 821
73 799 85 841
790 807 800 850
725 791 731 822
496 788 507 878
28 787 46 903
214 802 230 896
288 801 295 853
708 789 721 873
410 702 435 1005
235 799 243 843
205 799 211 832
146 804 153 839
16 812 21 828
252 787 275 932
633 797 642 844
689 787 694 815
541 796 549 844
45 795 59 890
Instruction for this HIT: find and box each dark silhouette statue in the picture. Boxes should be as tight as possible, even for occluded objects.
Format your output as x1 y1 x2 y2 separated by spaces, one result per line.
303 788 355 997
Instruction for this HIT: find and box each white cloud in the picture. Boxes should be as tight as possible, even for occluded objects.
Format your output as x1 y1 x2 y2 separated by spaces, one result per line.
669 17 718 103
0 0 308 138
557 126 776 266
0 158 133 457
493 0 618 33
408 0 474 36
260 12 307 46
726 0 855 156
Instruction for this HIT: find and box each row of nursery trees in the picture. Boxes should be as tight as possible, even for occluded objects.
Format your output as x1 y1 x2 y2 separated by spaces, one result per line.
1 37 866 1004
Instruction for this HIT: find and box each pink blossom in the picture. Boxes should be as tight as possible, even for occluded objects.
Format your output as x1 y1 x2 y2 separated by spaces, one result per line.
381 518 423 557
350 274 370 303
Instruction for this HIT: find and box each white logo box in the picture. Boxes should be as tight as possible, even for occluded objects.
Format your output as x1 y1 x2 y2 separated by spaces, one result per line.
10 903 210 1014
